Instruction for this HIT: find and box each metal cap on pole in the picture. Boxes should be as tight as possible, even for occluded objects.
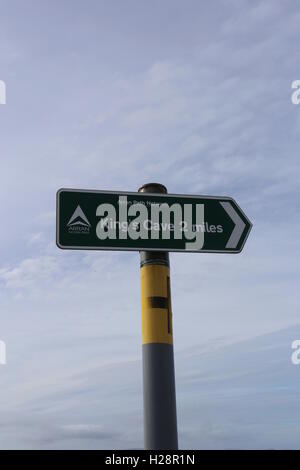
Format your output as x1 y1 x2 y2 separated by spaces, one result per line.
139 183 178 450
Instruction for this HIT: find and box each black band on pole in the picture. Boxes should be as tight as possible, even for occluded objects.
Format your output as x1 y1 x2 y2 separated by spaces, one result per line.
139 183 170 269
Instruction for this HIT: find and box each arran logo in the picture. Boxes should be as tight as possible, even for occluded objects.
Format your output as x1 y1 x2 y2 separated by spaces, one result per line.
67 205 91 234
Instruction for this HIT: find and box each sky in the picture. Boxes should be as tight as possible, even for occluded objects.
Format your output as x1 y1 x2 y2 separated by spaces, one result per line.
0 0 299 449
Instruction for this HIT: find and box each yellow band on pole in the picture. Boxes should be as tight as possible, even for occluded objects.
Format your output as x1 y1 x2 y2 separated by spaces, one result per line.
141 264 173 345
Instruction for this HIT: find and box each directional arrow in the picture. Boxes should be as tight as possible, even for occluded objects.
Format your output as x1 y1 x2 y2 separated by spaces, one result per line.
220 201 246 249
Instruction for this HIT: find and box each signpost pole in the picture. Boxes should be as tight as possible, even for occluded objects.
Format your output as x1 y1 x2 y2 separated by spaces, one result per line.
139 183 178 450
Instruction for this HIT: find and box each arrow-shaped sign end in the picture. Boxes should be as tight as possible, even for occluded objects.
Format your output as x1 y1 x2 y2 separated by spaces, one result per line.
220 201 250 250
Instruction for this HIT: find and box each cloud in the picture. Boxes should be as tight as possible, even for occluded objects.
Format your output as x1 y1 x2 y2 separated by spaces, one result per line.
0 256 60 289
221 1 283 36
59 424 121 441
1 325 299 449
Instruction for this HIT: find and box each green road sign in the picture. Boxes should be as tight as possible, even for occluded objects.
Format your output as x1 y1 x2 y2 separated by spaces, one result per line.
56 188 252 253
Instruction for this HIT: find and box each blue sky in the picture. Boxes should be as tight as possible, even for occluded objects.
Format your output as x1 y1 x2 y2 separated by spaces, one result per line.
0 0 299 449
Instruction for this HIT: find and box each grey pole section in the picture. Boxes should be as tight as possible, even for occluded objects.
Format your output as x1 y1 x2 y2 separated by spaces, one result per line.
139 183 178 450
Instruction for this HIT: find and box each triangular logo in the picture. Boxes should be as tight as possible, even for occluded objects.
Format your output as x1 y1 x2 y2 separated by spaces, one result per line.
67 205 91 227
